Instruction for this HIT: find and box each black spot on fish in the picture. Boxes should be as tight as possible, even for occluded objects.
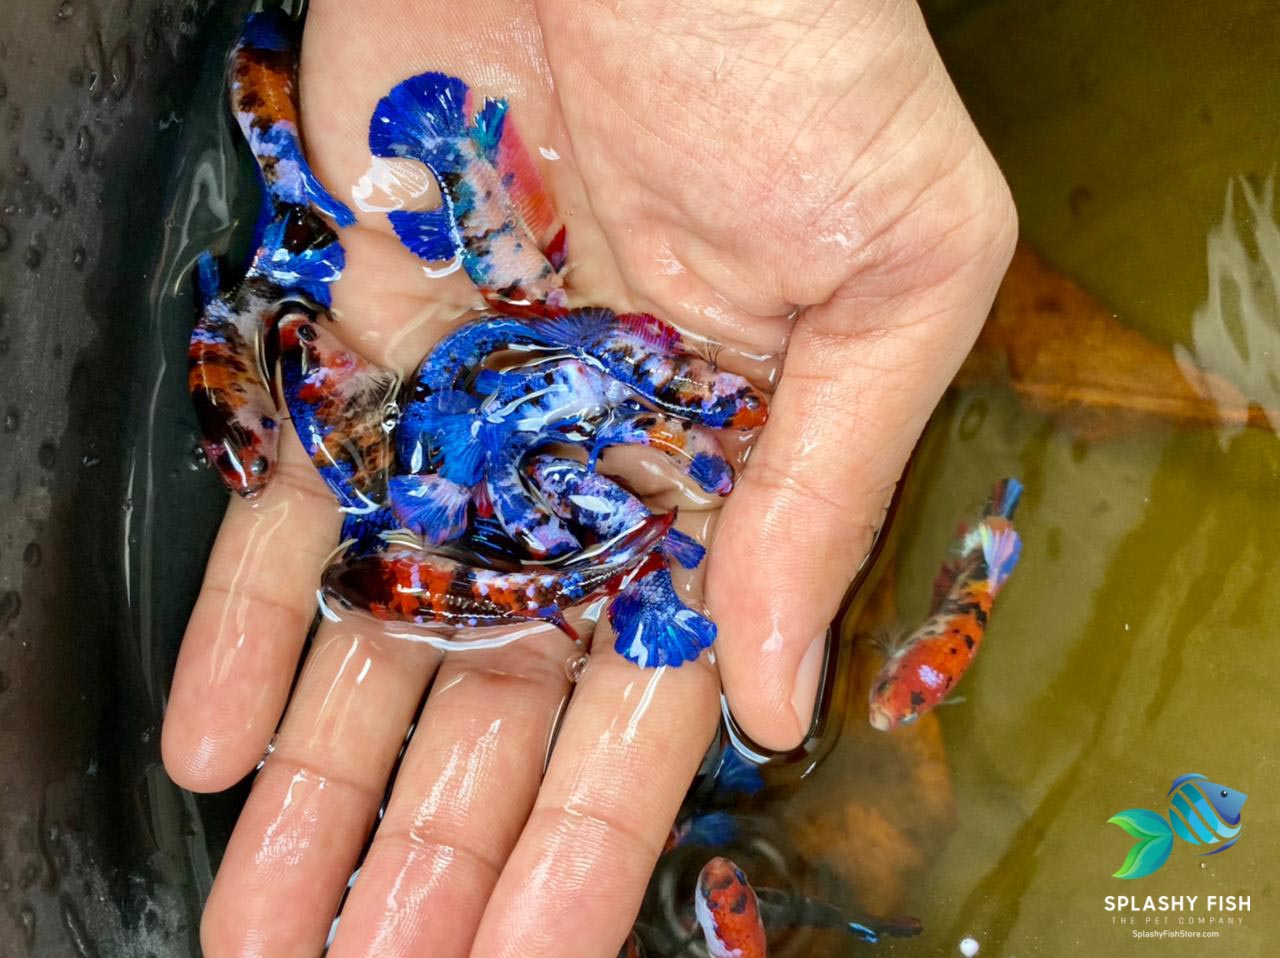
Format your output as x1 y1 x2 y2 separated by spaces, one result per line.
731 891 749 914
964 635 975 649
973 606 989 628
910 691 925 709
949 647 958 654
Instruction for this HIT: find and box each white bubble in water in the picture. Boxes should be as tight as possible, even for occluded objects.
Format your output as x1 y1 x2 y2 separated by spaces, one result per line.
959 938 980 957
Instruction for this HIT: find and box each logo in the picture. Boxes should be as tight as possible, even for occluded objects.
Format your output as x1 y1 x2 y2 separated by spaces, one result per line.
1107 773 1247 879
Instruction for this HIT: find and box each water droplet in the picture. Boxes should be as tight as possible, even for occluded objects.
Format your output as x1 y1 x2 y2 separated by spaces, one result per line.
0 591 20 630
19 905 35 943
75 126 92 168
23 542 41 567
71 247 85 270
80 454 100 468
37 440 56 470
56 1 74 20
23 246 42 270
2 408 15 433
0 224 10 253
564 653 590 682
108 42 133 100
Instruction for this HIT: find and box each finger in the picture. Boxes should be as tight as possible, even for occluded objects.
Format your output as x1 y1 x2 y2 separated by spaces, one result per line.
471 636 721 958
200 622 440 958
706 150 1018 751
328 630 575 958
161 434 341 792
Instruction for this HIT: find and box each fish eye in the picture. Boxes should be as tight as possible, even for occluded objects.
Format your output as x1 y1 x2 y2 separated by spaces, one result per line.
296 323 317 342
1222 789 1229 798
743 394 760 409
250 456 269 476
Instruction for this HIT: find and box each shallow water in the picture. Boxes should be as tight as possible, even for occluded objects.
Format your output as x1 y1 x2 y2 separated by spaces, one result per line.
677 2 1280 955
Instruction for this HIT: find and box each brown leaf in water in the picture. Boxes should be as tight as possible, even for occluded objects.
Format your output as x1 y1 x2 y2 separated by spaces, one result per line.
958 242 1278 440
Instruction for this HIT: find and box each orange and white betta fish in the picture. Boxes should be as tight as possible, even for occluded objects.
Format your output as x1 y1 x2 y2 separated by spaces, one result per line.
868 478 1023 731
695 857 768 958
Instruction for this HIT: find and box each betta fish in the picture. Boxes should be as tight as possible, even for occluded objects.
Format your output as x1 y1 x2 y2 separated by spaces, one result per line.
695 858 768 958
321 512 674 641
591 404 735 496
528 455 716 668
189 210 345 497
1108 774 1247 879
228 9 355 226
368 71 568 314
532 309 769 429
190 9 353 498
868 478 1023 731
277 306 399 512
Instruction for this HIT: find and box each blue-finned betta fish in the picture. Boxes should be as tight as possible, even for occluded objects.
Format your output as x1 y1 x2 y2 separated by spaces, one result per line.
1108 774 1247 879
528 456 716 668
277 305 399 513
368 72 568 315
868 478 1023 731
190 9 354 498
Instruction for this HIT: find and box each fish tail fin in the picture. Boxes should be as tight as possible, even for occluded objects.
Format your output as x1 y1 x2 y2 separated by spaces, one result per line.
195 251 221 305
852 915 923 941
1108 809 1175 879
369 72 470 174
608 563 716 669
294 160 357 228
985 477 1024 520
387 474 472 545
249 209 346 307
978 522 1022 592
662 529 706 570
387 207 462 264
469 97 509 161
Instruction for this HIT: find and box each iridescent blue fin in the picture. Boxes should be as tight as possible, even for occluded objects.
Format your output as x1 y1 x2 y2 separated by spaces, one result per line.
294 157 357 228
470 97 508 162
714 748 764 796
387 473 472 545
978 523 1021 590
249 214 345 307
985 477 1024 520
340 507 399 556
530 307 616 349
609 564 716 668
369 72 470 174
195 251 221 306
388 207 461 264
663 529 705 570
673 811 739 848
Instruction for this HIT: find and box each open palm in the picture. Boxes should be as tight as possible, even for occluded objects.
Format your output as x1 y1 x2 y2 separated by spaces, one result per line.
162 0 1015 955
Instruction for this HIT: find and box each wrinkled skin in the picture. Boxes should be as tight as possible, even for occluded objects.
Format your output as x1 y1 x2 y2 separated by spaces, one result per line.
161 1 1015 956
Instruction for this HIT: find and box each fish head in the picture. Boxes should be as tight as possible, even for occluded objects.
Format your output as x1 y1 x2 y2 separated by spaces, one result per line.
275 304 326 363
867 663 923 732
695 857 765 958
721 381 770 430
1199 780 1248 826
199 430 276 499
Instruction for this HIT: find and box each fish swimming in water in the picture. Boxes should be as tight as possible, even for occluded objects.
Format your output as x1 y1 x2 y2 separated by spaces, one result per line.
190 10 354 498
591 404 735 496
696 857 768 958
368 71 568 314
277 305 399 513
868 478 1023 731
321 511 674 641
1108 774 1248 879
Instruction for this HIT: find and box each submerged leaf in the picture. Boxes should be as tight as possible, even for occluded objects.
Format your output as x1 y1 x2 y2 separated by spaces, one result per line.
958 243 1280 440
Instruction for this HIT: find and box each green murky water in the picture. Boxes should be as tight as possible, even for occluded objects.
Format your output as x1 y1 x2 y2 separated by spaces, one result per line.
761 2 1280 955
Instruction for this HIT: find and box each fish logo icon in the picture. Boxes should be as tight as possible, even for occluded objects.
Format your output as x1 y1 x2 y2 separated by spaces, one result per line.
1108 774 1247 879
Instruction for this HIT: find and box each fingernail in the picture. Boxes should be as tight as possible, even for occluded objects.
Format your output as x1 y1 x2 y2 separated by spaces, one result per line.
789 630 829 738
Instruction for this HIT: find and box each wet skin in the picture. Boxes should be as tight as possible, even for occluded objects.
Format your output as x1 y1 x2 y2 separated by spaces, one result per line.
161 0 1016 956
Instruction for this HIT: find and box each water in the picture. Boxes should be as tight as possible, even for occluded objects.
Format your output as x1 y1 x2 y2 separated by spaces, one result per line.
636 1 1280 954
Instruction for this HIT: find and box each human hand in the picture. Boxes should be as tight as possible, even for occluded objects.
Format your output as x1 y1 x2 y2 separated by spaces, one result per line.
161 1 1014 955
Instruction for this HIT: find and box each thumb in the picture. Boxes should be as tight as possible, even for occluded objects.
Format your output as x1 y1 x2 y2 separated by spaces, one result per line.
705 181 1016 752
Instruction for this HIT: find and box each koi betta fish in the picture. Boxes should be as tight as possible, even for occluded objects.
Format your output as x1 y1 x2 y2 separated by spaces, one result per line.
1108 774 1247 879
868 478 1023 731
321 511 673 641
277 305 399 512
695 858 768 958
368 71 568 314
190 10 353 498
528 456 716 668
